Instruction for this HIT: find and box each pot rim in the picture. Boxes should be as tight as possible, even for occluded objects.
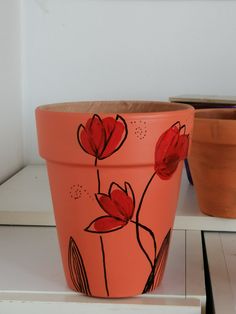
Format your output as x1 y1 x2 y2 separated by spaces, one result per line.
36 100 193 117
195 108 236 123
192 109 236 145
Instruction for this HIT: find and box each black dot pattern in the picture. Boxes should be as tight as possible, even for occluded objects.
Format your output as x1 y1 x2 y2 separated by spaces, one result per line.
69 184 94 201
130 120 147 140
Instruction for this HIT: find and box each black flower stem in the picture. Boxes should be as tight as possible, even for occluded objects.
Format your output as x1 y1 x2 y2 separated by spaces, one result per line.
95 157 98 167
130 220 157 268
96 169 101 194
135 171 157 268
100 236 109 297
94 158 101 194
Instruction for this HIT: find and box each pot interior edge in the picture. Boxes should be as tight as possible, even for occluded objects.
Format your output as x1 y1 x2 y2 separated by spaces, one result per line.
37 101 193 114
195 109 236 121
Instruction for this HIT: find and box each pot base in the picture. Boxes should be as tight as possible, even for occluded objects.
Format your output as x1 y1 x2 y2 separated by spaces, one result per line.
200 208 236 219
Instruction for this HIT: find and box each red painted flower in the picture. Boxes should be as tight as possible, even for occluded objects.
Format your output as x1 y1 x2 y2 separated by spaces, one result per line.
85 182 135 233
77 114 127 162
154 122 189 180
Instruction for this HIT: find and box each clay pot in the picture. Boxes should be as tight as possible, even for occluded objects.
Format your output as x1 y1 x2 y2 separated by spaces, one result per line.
35 101 194 298
188 109 236 218
170 97 236 185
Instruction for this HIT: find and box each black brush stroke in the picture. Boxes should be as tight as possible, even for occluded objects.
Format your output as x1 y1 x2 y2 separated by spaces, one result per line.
124 181 136 211
96 168 101 193
153 242 168 288
153 228 171 285
179 124 187 134
130 220 157 258
135 172 156 270
68 237 91 296
95 157 98 167
171 121 181 129
142 229 171 294
100 236 109 296
108 181 131 196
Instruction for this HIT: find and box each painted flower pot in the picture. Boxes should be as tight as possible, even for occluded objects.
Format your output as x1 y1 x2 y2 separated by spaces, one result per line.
35 101 194 298
188 109 236 218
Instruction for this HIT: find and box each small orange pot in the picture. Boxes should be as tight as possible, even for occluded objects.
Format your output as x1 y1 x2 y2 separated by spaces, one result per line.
188 109 236 218
35 101 194 298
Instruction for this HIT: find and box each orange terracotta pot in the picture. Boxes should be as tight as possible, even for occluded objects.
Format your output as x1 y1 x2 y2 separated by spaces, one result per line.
188 109 236 218
35 101 194 298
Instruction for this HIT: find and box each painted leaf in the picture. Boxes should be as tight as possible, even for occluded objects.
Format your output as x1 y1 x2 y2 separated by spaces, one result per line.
155 122 189 180
142 229 171 294
68 237 91 295
85 216 127 233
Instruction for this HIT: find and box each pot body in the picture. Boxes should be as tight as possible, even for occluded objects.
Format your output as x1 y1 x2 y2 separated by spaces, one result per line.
188 109 236 218
35 101 193 298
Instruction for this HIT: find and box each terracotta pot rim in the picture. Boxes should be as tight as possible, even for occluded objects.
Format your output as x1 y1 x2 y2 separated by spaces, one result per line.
192 108 236 145
195 108 236 122
36 100 193 117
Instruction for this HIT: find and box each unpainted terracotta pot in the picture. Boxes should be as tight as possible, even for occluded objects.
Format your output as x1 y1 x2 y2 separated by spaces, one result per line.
188 109 236 218
35 101 194 298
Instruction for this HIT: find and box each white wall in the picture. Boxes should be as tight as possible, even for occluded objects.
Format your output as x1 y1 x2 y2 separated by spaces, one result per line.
0 0 24 182
22 0 236 163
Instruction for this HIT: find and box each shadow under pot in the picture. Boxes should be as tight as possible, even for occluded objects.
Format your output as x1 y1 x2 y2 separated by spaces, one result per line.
188 109 236 218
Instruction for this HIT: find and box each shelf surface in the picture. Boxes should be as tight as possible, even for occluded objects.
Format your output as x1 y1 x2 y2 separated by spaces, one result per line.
204 232 236 314
0 165 236 231
0 226 205 313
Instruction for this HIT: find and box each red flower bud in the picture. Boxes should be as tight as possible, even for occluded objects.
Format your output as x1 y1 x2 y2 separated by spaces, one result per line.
85 182 135 233
78 114 127 161
154 122 189 180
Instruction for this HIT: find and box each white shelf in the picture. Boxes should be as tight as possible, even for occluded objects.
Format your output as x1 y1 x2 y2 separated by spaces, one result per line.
0 226 205 313
0 165 236 231
204 232 236 314
0 165 54 225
